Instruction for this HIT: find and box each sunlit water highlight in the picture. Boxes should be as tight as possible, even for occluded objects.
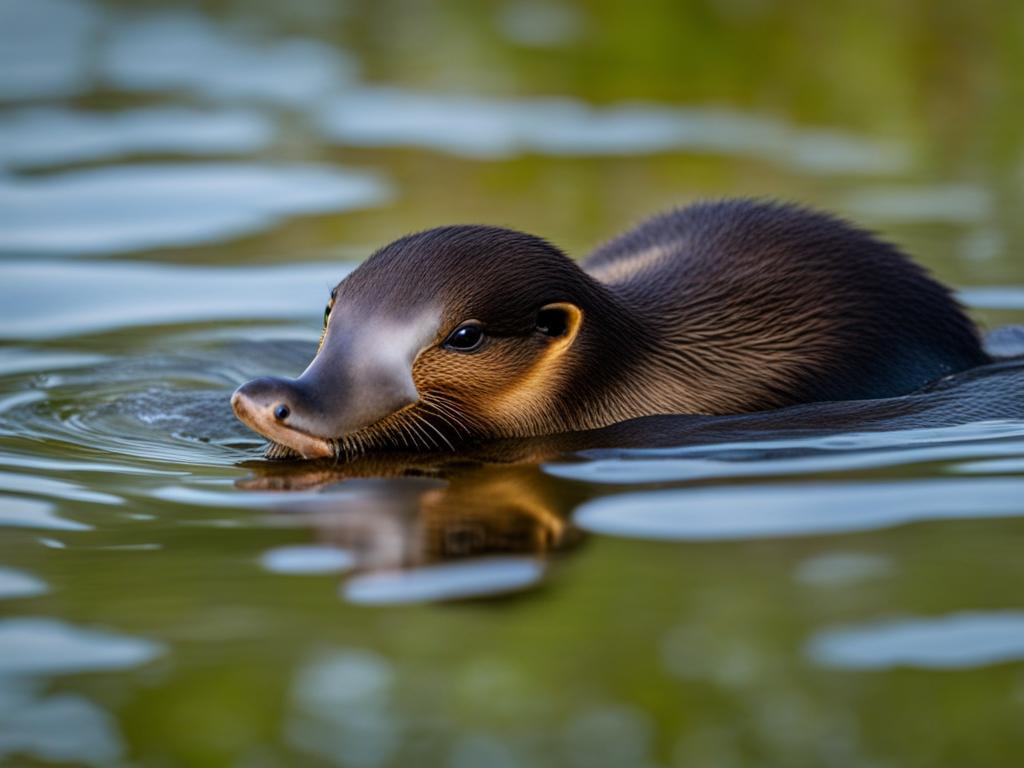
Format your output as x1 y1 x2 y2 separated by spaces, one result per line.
0 164 388 255
807 612 1024 670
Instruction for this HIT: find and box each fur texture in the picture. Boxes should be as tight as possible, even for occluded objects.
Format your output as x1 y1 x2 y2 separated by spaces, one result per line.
247 200 989 458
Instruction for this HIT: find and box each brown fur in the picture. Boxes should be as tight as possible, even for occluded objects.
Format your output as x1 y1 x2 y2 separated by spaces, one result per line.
242 200 989 459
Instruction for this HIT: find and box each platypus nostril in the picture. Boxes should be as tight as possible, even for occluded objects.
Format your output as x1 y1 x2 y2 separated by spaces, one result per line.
273 404 290 421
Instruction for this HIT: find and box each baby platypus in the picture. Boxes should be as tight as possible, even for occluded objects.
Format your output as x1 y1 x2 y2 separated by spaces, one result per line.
232 199 988 459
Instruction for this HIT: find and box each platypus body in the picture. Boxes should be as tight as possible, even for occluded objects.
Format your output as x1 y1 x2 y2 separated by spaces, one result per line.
232 200 990 459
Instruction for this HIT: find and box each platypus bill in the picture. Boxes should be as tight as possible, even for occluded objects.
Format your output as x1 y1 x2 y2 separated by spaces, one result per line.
232 199 989 460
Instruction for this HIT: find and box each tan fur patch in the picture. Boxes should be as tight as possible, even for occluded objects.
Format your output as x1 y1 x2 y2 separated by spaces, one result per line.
487 303 584 432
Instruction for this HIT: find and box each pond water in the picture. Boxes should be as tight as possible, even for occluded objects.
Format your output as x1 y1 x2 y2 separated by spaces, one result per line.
2 1 1024 765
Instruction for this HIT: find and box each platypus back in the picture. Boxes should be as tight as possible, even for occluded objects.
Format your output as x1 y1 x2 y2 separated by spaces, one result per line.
583 200 989 411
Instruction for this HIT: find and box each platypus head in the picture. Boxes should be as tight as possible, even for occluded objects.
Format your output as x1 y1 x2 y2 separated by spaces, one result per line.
232 226 618 459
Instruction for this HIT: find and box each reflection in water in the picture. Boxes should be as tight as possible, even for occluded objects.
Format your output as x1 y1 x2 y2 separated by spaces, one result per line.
0 261 348 339
0 163 388 255
0 566 49 599
792 552 893 588
287 647 663 768
0 617 164 675
496 0 584 48
0 496 90 532
546 422 1024 484
562 705 656 768
574 477 1024 540
101 10 356 106
807 612 1024 670
0 684 123 767
0 469 121 506
0 617 164 765
317 87 908 174
842 183 992 224
261 544 355 575
241 460 580 604
344 558 546 605
288 649 400 768
0 106 274 169
0 0 102 101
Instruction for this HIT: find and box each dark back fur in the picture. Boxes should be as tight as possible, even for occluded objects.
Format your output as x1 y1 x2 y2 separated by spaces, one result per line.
583 200 988 411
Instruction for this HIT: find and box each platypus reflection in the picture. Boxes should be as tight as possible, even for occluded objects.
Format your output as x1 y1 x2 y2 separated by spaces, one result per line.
232 199 988 459
238 462 578 570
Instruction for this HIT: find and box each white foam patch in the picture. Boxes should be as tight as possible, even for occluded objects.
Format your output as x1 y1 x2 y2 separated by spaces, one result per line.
261 545 355 575
0 617 164 675
0 107 274 169
0 496 91 531
807 611 1024 669
0 163 389 255
343 557 545 604
0 567 49 599
574 478 1024 541
0 0 102 101
317 87 907 174
100 10 356 107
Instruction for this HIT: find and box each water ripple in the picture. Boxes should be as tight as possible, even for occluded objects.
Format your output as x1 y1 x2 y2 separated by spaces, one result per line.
0 163 389 255
0 471 120 506
343 557 546 604
0 106 275 170
0 496 90 532
0 684 124 766
842 183 992 224
0 341 313 467
574 478 1024 541
0 0 102 101
0 567 49 599
0 616 164 676
807 611 1024 669
317 87 908 174
100 10 356 107
261 545 356 575
546 422 1024 485
0 261 349 340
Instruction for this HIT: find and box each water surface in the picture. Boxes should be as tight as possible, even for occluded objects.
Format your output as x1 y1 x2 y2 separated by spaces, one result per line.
1 1 1023 766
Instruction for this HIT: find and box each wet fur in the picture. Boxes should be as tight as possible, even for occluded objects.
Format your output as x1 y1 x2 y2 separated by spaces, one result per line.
584 200 988 410
268 200 989 458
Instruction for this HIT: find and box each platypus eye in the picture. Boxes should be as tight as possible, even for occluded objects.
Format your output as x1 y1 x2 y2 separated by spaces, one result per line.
444 322 484 352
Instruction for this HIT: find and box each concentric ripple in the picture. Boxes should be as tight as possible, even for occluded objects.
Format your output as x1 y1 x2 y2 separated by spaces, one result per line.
0 340 312 467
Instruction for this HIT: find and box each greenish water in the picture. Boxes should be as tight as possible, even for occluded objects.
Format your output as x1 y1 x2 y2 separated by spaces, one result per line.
2 1 1024 765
